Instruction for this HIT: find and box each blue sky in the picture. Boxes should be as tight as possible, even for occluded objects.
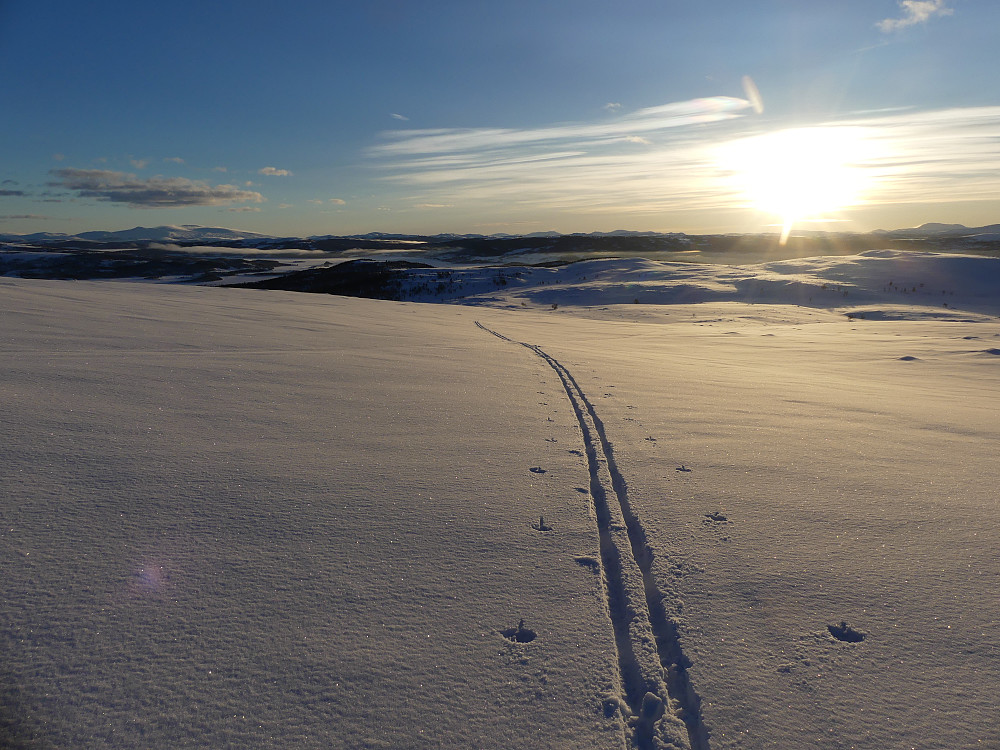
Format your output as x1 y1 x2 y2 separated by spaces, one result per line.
2 0 998 236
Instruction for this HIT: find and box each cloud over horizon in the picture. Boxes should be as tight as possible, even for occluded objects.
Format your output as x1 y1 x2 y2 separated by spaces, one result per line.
877 0 953 32
50 169 264 208
369 96 755 215
368 99 1000 219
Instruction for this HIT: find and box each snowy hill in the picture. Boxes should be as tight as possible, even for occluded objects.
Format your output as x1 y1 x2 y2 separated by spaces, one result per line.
0 225 272 243
873 222 1000 238
75 225 274 242
2 274 998 748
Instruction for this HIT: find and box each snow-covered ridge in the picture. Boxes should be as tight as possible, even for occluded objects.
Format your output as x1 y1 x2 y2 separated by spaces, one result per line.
4 221 1000 245
0 225 274 243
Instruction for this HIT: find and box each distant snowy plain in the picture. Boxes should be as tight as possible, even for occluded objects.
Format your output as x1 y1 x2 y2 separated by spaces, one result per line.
2 249 999 749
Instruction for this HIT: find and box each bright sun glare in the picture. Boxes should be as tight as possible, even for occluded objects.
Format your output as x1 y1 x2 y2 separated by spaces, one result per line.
718 126 876 243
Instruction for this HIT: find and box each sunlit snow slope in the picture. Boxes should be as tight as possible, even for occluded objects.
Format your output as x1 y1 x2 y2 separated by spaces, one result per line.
2 253 999 749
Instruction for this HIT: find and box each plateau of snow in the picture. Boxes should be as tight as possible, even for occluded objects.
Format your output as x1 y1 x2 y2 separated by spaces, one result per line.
2 249 998 749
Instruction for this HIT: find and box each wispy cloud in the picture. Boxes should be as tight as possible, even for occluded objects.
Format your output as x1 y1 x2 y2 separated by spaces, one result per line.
226 206 262 212
329 198 347 205
368 99 1000 219
0 190 26 197
1 214 49 220
835 106 1000 205
877 0 953 32
391 113 409 121
371 97 749 160
50 169 264 208
604 102 622 112
130 158 149 169
369 97 752 215
165 156 185 164
212 166 228 172
259 166 293 176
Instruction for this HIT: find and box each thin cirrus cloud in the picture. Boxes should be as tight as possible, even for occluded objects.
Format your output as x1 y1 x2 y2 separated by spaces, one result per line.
368 97 1000 218
259 166 293 176
371 97 750 159
369 96 755 215
877 0 953 32
50 168 264 208
834 106 1000 205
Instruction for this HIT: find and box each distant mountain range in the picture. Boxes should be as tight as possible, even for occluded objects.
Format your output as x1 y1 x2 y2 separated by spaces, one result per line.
871 222 1000 240
0 225 273 243
3 222 1000 244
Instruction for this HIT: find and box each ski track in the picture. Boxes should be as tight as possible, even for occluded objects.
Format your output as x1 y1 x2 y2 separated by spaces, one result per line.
476 321 708 750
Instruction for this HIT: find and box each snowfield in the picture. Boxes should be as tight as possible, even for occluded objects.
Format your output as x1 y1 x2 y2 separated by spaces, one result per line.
2 250 999 749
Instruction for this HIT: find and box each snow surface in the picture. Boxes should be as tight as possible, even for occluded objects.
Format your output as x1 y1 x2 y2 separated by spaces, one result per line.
2 251 999 749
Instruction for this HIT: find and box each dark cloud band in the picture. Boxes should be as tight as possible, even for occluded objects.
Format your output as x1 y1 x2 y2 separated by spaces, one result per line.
50 169 264 208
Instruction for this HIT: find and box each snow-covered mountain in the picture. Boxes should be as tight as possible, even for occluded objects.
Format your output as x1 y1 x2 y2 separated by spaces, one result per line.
872 222 1000 238
76 225 274 242
0 225 273 243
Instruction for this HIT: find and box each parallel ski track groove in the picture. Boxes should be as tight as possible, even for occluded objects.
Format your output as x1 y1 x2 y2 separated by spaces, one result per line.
477 322 709 750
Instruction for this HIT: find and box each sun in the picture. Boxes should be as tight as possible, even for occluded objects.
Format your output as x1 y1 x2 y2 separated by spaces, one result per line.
718 126 876 243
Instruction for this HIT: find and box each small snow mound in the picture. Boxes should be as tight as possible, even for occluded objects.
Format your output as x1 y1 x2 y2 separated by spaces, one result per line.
827 621 865 643
500 619 536 643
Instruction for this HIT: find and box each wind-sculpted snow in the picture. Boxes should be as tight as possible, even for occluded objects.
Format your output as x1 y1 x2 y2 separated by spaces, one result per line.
451 251 1000 318
1 275 999 748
